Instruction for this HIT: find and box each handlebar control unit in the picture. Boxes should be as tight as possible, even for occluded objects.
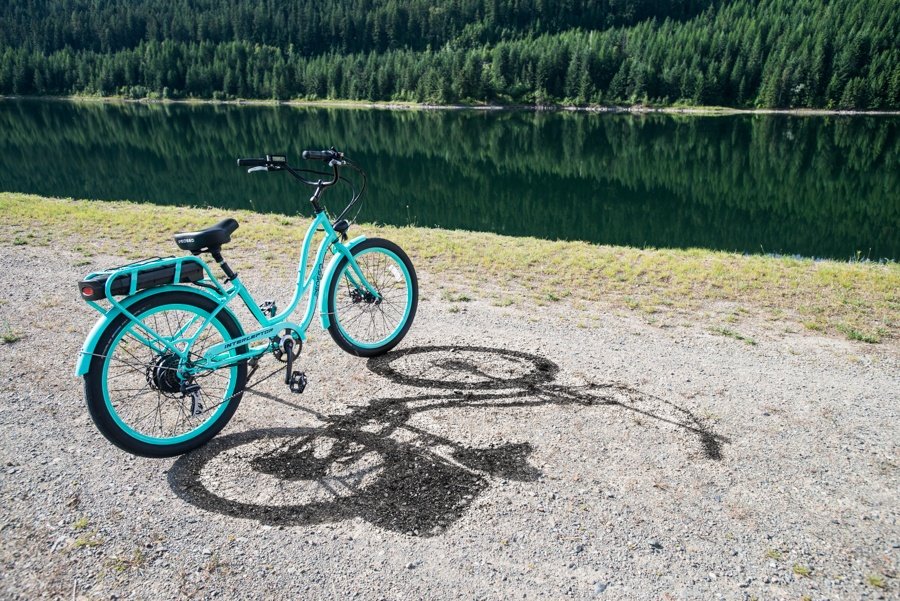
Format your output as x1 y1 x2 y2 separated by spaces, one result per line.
237 154 288 170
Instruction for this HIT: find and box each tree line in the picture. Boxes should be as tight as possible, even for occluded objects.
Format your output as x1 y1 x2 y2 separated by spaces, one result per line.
0 0 715 56
0 0 897 109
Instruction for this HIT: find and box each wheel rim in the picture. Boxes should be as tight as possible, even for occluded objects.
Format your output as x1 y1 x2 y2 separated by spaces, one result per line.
333 247 413 349
101 303 238 445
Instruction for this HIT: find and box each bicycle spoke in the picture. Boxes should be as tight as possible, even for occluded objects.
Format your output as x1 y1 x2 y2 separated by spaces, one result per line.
103 301 239 443
334 248 410 346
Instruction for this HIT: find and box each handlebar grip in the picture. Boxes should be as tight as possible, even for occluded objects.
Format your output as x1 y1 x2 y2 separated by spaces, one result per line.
237 158 267 167
302 149 339 161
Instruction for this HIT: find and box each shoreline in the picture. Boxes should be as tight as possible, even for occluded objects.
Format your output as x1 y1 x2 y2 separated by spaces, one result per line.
2 192 897 345
3 94 899 116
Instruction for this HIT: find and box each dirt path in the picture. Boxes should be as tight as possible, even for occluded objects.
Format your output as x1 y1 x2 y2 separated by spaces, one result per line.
0 240 897 600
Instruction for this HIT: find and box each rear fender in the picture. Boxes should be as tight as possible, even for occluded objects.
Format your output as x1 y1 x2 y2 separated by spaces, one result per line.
74 284 237 376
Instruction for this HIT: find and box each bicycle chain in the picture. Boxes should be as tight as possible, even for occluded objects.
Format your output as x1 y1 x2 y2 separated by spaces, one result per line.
191 358 287 416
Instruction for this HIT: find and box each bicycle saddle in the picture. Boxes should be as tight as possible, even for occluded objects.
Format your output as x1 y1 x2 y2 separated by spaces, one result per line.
174 218 239 253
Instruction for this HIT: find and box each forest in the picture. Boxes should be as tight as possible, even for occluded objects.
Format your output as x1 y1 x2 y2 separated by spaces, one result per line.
0 0 897 109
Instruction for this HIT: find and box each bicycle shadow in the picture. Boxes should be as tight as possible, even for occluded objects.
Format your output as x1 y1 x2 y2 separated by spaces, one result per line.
168 345 727 536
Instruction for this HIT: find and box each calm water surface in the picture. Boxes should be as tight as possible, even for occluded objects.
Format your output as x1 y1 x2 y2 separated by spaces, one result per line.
0 99 897 260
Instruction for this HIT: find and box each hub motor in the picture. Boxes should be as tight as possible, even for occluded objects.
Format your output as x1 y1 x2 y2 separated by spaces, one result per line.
146 353 183 395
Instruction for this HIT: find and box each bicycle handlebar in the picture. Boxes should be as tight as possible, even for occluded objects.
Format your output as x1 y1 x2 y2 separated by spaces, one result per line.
302 149 343 162
238 150 343 168
235 149 366 222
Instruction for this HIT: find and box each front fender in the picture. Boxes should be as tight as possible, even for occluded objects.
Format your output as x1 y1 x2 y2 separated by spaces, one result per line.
318 235 367 328
74 284 236 376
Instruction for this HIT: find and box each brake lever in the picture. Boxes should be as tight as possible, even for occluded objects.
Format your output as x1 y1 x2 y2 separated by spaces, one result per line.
248 166 268 173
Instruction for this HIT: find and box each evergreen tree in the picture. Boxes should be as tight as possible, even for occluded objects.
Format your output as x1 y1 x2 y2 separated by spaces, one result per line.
0 0 895 109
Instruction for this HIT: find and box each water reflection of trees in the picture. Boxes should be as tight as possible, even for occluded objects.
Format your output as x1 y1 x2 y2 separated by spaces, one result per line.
0 100 896 258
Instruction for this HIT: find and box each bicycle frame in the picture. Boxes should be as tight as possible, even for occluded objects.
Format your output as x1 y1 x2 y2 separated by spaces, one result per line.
77 211 380 377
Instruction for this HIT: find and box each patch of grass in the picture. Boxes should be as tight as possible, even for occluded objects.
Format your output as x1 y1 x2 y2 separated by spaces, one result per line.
792 563 811 577
492 297 515 307
1 323 21 344
106 549 146 573
12 237 28 245
699 408 721 422
1 332 21 344
73 531 103 548
836 323 883 344
765 548 783 560
205 552 226 573
711 326 757 345
865 574 886 589
448 305 460 313
3 192 898 341
441 290 473 302
72 516 89 530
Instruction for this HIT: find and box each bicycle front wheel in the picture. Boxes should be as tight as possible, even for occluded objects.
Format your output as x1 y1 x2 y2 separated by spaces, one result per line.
83 290 247 457
326 238 418 357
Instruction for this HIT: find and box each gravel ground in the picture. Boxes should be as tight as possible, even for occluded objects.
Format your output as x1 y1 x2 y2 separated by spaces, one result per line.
0 238 897 600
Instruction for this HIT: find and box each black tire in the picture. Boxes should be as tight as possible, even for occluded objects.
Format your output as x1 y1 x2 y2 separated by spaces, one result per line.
326 238 418 357
83 290 248 458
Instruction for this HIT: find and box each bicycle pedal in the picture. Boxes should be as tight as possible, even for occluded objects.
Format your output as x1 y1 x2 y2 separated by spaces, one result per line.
289 371 307 394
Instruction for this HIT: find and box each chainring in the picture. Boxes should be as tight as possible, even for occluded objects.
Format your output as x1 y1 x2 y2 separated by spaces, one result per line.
272 329 303 363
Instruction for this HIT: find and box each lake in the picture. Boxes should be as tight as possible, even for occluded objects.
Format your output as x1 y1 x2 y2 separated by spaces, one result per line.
0 99 897 260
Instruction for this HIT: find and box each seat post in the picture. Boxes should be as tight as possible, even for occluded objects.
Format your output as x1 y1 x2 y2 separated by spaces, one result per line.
209 247 237 281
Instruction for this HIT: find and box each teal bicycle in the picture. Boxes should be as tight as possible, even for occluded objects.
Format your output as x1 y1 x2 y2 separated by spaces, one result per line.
75 149 418 458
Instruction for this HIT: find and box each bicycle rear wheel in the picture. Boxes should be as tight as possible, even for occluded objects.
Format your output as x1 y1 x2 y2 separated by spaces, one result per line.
83 290 247 457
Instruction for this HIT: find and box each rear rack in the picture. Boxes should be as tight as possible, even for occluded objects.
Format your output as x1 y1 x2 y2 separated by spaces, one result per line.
78 255 222 314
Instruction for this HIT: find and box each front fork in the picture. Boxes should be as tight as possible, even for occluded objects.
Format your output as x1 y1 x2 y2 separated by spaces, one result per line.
337 244 381 300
